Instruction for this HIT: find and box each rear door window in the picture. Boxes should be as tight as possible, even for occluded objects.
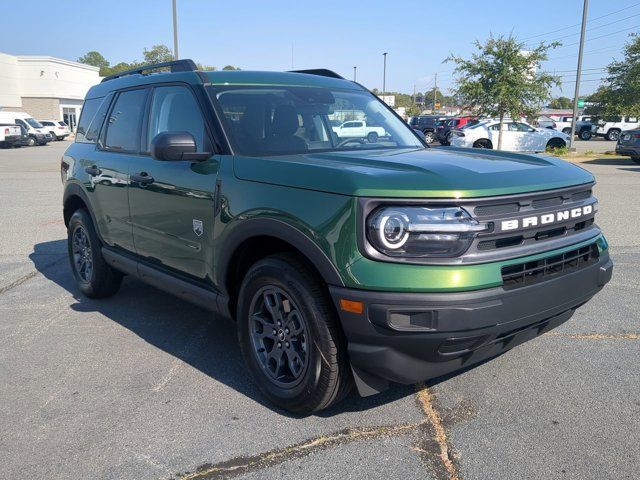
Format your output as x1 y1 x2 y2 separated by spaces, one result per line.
103 89 148 152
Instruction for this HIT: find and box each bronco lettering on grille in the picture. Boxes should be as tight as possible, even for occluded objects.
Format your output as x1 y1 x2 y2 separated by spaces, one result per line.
500 204 594 232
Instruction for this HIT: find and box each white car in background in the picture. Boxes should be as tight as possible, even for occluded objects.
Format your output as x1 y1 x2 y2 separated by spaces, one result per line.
596 116 639 141
39 120 71 141
332 120 387 143
450 119 570 152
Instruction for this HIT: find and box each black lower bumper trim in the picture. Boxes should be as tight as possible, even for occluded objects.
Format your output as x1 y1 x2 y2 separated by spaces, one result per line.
330 252 612 395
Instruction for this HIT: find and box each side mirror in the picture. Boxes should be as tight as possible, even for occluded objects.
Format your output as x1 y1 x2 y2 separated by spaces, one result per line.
150 131 211 161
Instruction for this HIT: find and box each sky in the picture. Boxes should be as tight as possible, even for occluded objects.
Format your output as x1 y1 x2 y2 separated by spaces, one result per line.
1 0 637 98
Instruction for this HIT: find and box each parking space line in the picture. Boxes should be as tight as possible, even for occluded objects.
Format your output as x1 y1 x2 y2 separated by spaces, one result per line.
545 332 639 340
176 422 423 479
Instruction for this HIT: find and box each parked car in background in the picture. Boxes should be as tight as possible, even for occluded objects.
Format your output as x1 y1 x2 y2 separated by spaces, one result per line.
554 115 597 140
332 120 386 143
450 119 570 151
536 115 557 129
436 116 476 145
408 115 449 143
596 116 640 141
0 111 52 146
13 124 31 147
40 120 71 141
615 130 640 164
0 124 22 148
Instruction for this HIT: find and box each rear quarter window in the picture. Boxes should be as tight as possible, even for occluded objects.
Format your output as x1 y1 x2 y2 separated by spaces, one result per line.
76 97 104 143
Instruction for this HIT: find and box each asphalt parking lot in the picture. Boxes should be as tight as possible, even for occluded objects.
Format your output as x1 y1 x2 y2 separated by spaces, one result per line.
1 141 638 480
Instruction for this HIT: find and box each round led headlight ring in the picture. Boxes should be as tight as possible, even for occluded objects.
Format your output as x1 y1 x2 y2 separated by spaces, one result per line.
375 211 410 250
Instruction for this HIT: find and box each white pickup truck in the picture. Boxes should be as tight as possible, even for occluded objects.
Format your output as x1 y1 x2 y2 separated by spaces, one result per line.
0 124 22 148
332 121 387 142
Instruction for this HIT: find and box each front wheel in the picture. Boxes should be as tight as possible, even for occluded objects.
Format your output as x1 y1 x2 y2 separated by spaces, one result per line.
579 129 592 140
606 129 621 141
237 254 351 414
67 209 123 298
546 138 567 151
366 131 379 143
27 136 36 147
473 139 492 149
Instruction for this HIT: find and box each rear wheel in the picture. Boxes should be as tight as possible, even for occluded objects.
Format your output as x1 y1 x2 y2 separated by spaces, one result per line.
49 132 57 141
562 127 572 135
423 131 435 144
606 129 621 141
237 253 351 414
367 131 379 143
27 136 36 147
473 139 492 149
579 129 592 141
67 209 123 298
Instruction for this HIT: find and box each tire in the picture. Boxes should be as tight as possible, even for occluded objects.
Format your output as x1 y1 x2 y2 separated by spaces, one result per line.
67 209 123 298
606 129 621 141
237 253 351 414
562 128 572 135
546 138 566 151
579 129 592 141
49 132 57 141
473 139 492 149
27 136 36 147
367 132 379 143
423 130 435 144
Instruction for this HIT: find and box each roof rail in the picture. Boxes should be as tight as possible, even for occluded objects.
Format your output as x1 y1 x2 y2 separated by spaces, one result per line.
101 59 198 83
288 69 344 80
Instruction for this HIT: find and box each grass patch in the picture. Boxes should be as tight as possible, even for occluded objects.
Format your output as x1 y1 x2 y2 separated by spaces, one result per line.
546 145 569 156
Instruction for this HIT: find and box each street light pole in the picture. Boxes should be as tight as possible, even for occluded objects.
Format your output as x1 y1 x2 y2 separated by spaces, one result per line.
382 52 388 98
353 66 357 82
569 0 589 150
172 0 179 60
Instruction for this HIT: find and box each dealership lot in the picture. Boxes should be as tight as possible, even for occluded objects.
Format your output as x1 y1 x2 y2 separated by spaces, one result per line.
0 142 638 479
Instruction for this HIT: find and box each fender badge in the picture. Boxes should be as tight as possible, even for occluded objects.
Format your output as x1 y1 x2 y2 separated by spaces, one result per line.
193 219 204 237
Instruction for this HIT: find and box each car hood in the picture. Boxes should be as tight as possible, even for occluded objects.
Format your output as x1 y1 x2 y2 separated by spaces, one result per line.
233 147 594 198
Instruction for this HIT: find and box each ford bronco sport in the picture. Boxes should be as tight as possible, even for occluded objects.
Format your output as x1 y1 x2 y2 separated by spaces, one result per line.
61 60 613 414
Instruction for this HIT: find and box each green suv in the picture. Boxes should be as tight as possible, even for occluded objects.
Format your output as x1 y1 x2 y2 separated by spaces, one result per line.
61 60 612 414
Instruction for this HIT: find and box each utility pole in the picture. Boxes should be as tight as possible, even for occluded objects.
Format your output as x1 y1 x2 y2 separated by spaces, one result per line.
382 52 388 98
433 73 438 113
353 66 357 82
172 0 179 60
569 0 589 150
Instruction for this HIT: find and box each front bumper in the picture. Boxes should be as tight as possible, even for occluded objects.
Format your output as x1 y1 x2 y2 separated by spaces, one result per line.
616 146 640 157
330 251 612 396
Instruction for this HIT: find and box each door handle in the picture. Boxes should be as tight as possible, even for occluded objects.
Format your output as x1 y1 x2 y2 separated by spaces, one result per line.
85 165 102 176
131 172 155 185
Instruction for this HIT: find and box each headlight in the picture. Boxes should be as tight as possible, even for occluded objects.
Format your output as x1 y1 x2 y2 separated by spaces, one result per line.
367 206 489 258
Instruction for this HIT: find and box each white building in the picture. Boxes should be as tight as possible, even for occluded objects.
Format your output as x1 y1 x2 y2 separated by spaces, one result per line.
0 52 100 130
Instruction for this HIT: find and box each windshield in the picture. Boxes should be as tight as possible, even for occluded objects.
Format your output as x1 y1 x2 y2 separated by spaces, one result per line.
209 85 423 156
25 118 43 128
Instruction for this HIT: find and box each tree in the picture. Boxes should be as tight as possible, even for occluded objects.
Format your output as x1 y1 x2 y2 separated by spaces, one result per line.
78 51 111 76
143 44 174 64
549 96 573 109
222 65 241 70
446 34 560 150
597 34 640 117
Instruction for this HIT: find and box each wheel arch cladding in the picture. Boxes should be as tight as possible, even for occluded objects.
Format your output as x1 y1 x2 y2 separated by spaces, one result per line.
218 218 345 318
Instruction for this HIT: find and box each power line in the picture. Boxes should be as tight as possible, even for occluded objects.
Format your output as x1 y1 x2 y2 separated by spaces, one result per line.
558 23 640 48
519 1 640 41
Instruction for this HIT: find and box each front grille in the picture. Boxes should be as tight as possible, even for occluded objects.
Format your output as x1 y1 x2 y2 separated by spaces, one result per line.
501 243 599 290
